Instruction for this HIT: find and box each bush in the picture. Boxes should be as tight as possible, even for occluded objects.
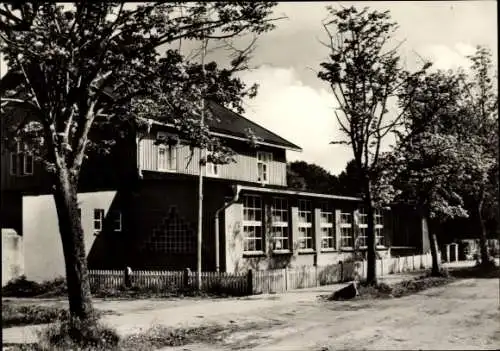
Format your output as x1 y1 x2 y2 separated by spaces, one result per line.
2 276 67 298
36 316 120 351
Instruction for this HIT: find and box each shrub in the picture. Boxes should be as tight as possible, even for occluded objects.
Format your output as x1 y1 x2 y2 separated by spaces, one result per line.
36 315 120 351
2 276 67 298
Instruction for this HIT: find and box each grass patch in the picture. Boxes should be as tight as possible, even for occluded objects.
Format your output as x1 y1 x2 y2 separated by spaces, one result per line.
4 320 271 351
2 302 114 328
2 304 69 328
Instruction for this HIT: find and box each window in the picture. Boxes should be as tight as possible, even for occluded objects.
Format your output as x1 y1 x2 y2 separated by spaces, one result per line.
157 132 177 171
298 199 313 250
271 197 289 250
206 151 219 176
375 209 384 246
10 142 34 177
242 195 263 252
320 202 335 250
112 211 122 232
93 209 104 235
357 208 368 248
257 151 272 183
340 211 353 248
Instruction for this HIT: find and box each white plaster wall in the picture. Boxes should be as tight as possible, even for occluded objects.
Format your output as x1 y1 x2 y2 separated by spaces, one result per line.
23 191 117 282
2 228 24 286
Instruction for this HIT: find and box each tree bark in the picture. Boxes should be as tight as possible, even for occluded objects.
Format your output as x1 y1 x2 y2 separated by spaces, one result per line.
476 193 491 266
364 178 377 285
427 216 442 276
53 166 94 321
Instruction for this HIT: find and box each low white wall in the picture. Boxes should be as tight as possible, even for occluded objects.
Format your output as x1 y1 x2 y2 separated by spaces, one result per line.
2 228 24 286
23 191 117 282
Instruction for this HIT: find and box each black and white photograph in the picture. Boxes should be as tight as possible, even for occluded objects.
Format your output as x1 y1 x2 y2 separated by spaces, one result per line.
1 1 498 350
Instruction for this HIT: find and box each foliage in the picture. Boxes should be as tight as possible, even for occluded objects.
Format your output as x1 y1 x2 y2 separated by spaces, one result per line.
0 2 281 320
35 315 120 350
2 275 67 297
317 5 428 283
2 303 69 328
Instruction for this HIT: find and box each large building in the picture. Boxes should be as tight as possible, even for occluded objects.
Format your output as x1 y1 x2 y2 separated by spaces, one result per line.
1 94 429 282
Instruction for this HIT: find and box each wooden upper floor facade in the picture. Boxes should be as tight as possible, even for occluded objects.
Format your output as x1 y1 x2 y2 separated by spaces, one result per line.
1 101 301 193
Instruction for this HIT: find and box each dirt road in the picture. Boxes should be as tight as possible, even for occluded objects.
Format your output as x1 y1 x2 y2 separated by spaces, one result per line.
3 273 499 350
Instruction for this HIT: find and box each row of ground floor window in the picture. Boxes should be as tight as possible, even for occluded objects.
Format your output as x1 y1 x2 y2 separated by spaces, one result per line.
232 194 386 254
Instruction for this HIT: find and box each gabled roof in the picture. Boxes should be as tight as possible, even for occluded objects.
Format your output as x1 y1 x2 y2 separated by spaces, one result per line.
204 101 302 151
0 71 302 151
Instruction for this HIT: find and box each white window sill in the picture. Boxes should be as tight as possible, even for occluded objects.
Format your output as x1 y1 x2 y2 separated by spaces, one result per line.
320 248 337 253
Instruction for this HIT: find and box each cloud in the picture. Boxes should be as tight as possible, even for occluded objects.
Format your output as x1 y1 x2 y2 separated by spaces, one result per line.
237 65 354 175
420 42 476 71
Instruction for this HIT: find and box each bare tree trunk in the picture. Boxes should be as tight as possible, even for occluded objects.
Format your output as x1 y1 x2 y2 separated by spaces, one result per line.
364 178 377 285
427 216 441 276
53 166 94 321
477 191 491 266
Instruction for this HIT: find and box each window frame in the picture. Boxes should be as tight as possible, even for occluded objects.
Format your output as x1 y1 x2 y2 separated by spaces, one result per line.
340 211 353 249
298 199 314 251
271 197 289 252
375 209 385 247
113 211 122 232
205 150 219 177
357 208 368 248
256 151 272 183
242 195 264 254
93 208 105 235
10 142 34 177
320 202 335 251
157 132 177 171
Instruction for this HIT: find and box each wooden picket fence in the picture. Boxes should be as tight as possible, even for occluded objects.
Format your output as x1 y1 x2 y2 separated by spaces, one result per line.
88 269 250 296
88 253 436 296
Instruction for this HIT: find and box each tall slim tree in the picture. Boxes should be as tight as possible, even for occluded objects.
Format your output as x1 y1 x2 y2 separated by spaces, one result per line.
318 6 428 284
0 2 281 323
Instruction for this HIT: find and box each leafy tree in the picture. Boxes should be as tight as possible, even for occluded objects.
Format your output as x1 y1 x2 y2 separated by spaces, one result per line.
0 2 280 323
287 161 339 194
336 159 363 197
387 68 488 275
455 46 498 267
318 6 428 284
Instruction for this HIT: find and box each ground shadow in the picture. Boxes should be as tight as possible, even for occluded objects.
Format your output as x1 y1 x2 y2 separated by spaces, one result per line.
448 264 499 279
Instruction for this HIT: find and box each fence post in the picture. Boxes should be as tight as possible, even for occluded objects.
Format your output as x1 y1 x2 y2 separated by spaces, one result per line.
412 255 415 271
285 267 288 291
183 268 191 289
247 269 253 295
381 258 384 277
339 260 343 282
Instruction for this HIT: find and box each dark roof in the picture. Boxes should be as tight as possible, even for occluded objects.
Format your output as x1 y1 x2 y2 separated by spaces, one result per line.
0 71 302 151
205 100 302 151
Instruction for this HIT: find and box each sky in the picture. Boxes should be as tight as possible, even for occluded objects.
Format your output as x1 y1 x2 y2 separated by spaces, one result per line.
1 1 497 175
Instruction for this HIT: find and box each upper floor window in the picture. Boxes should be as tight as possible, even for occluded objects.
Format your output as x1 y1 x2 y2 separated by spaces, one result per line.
112 211 122 232
298 199 313 250
206 151 219 177
257 151 272 183
10 141 34 177
93 209 104 235
157 132 177 171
